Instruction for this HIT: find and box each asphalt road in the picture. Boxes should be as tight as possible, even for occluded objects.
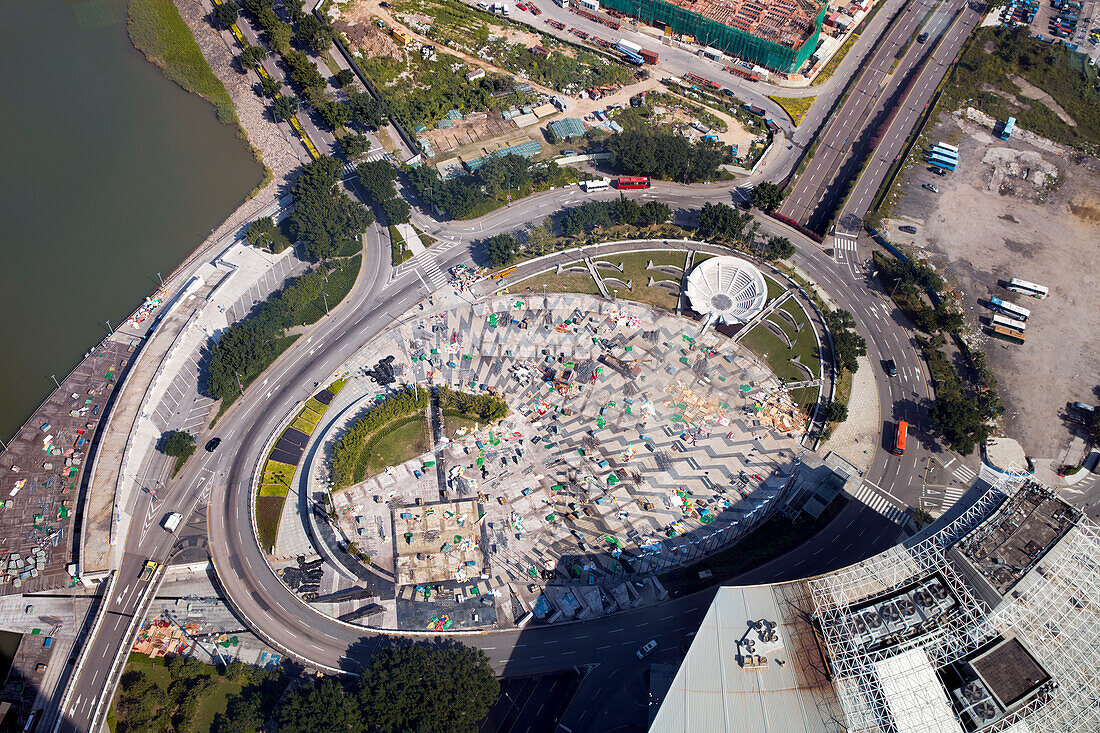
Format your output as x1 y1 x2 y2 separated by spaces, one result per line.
835 1 982 233
780 0 957 229
57 5 983 724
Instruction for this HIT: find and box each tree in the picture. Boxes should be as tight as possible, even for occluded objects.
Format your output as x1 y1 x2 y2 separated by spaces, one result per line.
212 1 240 28
334 68 356 88
245 216 292 253
931 393 989 455
485 233 520 267
356 160 398 202
278 678 359 733
239 44 266 71
272 95 299 123
763 235 795 260
381 197 411 225
525 221 555 255
157 430 196 476
348 92 387 131
356 644 499 733
260 76 282 98
288 156 371 260
751 181 785 211
295 14 331 54
826 402 849 423
158 430 195 460
116 670 159 732
316 99 352 130
697 202 752 241
638 200 672 226
825 309 866 373
339 133 372 158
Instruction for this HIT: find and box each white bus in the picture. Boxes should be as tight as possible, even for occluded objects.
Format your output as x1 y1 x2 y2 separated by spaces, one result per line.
936 142 959 154
989 296 1031 322
583 178 610 192
1006 278 1048 299
991 314 1027 333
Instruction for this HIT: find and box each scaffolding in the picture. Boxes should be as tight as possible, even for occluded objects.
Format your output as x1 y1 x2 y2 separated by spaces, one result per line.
595 0 827 72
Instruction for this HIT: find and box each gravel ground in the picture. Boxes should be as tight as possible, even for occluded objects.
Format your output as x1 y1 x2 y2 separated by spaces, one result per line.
883 111 1100 460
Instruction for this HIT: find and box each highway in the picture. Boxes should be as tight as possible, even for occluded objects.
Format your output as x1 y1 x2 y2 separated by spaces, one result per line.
835 0 982 233
780 0 960 230
55 3 983 727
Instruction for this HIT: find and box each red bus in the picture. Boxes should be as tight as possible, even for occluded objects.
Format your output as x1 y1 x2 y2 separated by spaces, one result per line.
615 176 651 189
891 421 908 456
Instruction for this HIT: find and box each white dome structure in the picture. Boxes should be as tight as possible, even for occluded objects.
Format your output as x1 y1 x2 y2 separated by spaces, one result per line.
686 256 768 325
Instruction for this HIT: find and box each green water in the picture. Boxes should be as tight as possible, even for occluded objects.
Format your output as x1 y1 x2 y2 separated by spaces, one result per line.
0 0 262 440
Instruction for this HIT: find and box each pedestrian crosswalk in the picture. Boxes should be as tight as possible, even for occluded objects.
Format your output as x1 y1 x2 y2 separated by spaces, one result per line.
945 459 977 485
833 232 858 253
849 482 909 525
422 257 448 289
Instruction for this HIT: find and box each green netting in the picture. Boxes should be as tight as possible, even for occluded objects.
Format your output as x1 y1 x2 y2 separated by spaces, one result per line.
598 0 826 73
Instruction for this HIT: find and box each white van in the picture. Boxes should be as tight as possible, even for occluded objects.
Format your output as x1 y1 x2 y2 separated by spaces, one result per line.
162 512 183 533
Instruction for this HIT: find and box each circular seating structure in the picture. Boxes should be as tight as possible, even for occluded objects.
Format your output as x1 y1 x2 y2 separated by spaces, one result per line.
685 256 768 325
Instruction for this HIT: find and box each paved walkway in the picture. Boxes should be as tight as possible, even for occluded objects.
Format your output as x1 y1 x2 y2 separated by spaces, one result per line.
821 355 879 475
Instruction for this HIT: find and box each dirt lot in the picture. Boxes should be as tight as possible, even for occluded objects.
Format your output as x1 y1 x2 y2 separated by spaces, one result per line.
885 110 1100 460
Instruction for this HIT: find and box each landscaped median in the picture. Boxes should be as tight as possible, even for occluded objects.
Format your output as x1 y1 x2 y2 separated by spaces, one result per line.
256 379 345 553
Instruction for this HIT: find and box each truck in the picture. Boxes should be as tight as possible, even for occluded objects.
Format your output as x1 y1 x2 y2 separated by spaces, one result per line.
139 560 158 581
746 104 767 117
639 48 658 64
616 38 642 54
162 512 183 533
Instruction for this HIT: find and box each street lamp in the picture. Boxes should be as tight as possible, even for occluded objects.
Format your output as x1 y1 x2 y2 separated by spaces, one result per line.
322 290 330 315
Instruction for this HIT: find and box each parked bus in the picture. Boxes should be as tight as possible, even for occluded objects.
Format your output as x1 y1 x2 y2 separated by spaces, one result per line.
988 296 1031 321
1006 277 1048 299
1000 116 1016 139
891 421 909 456
615 176 651 189
936 142 959 154
991 314 1027 333
930 145 959 160
990 325 1026 345
927 155 957 171
583 178 610 192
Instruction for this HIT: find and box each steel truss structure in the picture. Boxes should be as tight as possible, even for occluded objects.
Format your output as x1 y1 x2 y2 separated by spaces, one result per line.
804 472 1100 733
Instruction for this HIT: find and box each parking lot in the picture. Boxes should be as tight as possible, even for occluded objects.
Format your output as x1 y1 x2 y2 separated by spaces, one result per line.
883 110 1100 459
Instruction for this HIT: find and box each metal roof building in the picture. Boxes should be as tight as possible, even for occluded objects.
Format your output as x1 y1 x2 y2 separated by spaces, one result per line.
685 255 768 326
649 473 1100 733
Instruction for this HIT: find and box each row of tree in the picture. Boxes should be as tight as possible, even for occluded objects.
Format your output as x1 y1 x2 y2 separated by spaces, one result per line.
205 255 359 403
607 128 728 183
559 195 672 237
116 644 499 733
329 387 430 486
438 386 508 422
287 156 372 261
357 159 411 227
406 155 575 220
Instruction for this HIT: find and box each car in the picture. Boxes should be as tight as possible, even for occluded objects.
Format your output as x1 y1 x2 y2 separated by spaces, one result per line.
637 640 658 658
917 31 929 42
885 359 898 377
205 437 221 452
922 183 940 193
899 225 917 234
929 166 947 176
379 1 390 5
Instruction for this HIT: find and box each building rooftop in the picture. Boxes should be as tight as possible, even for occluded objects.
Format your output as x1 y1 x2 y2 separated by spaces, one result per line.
649 583 841 732
663 0 823 49
970 637 1050 710
685 256 767 326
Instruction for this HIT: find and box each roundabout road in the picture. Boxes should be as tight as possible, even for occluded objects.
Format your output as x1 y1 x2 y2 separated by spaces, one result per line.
64 187 936 731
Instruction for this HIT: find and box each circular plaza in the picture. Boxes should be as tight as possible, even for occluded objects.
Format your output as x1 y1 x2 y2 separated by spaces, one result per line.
256 254 818 632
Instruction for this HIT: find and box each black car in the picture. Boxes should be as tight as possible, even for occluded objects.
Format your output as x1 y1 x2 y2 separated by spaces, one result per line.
885 360 898 377
205 438 222 452
917 31 929 43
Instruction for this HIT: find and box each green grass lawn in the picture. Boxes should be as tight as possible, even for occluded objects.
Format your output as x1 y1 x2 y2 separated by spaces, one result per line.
514 267 601 296
740 308 821 385
763 274 786 301
256 496 283 552
444 413 485 439
365 417 431 476
767 95 815 126
127 0 238 124
112 654 245 733
592 250 687 311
